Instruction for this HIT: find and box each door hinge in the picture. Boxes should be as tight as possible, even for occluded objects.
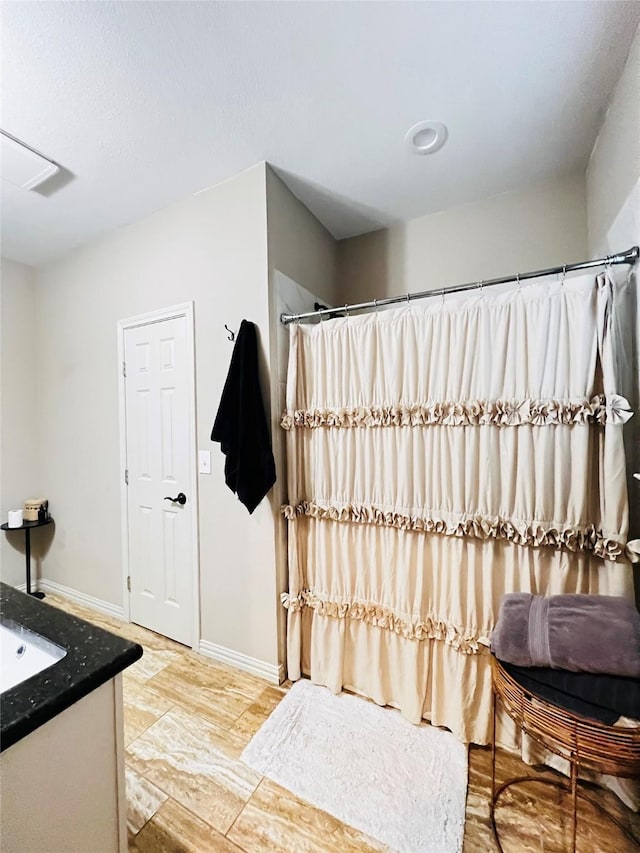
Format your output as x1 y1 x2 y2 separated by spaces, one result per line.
122 361 127 378
124 469 129 485
127 576 131 592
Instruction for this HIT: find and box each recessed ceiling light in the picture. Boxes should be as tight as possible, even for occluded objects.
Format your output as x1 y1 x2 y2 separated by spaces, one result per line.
405 120 448 155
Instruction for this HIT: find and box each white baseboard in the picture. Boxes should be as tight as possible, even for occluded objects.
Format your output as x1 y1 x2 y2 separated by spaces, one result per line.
13 579 282 683
199 639 284 685
34 578 125 621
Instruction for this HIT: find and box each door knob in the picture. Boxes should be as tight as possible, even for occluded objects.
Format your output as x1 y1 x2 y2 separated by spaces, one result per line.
164 492 187 505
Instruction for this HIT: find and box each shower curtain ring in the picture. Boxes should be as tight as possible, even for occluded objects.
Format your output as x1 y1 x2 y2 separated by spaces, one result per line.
406 292 410 305
344 304 349 317
477 280 483 291
374 299 378 313
561 264 566 285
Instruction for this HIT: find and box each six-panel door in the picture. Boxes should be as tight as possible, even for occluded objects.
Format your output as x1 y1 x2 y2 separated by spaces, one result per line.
124 315 193 645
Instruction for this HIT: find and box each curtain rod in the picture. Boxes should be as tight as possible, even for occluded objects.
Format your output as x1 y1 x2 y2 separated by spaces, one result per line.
280 245 639 325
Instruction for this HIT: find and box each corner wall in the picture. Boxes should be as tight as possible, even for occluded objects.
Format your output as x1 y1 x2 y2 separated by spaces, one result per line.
586 23 640 546
266 167 338 307
0 259 42 587
587 23 640 258
265 165 338 667
34 163 281 668
337 172 588 301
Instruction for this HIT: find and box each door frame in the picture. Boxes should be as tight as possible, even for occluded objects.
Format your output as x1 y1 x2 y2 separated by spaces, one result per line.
117 301 200 651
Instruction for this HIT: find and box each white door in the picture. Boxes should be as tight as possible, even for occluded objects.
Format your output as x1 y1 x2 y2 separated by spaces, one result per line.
123 312 196 645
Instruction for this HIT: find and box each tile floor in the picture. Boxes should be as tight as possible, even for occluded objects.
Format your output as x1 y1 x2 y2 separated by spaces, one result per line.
46 594 640 852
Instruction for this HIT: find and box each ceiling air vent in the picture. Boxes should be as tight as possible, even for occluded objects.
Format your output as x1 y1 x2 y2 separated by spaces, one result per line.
1 131 60 190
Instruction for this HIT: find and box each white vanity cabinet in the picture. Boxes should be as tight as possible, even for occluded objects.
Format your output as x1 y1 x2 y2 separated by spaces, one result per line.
0 674 127 853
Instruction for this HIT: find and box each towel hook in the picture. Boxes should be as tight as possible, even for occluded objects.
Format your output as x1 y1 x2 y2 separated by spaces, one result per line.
224 324 235 341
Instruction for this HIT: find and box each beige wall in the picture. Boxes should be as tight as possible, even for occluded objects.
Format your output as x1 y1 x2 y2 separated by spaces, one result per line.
337 172 588 302
2 164 337 672
34 163 282 667
266 166 338 307
0 258 42 587
586 23 640 548
265 165 338 666
587 23 640 258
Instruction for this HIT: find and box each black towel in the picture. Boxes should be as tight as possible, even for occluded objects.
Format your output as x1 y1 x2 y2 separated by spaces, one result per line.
499 660 640 725
211 320 276 514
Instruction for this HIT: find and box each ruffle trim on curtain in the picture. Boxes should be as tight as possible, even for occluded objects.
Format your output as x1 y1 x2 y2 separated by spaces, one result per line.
280 394 632 430
281 589 489 654
282 501 629 561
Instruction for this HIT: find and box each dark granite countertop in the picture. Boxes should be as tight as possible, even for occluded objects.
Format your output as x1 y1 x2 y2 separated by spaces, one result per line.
0 582 142 752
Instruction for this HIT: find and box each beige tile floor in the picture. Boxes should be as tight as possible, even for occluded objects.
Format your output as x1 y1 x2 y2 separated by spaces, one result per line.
46 594 640 853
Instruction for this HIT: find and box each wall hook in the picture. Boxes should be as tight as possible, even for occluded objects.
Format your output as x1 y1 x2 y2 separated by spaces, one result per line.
224 324 236 342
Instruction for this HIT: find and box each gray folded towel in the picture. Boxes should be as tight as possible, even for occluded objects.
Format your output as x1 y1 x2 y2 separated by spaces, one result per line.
491 593 640 677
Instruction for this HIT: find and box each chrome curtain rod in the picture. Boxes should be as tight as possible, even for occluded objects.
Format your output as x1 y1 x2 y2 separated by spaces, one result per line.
280 245 639 325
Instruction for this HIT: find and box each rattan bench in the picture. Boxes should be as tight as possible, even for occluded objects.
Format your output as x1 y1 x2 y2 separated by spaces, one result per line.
490 655 640 852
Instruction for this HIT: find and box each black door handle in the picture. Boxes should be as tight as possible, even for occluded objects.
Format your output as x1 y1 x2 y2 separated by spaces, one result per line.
164 492 187 505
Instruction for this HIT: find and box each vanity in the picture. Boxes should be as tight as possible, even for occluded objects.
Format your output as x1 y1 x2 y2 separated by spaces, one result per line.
0 582 142 853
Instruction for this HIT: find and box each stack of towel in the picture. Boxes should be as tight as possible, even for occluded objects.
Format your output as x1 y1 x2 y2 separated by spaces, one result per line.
491 593 640 724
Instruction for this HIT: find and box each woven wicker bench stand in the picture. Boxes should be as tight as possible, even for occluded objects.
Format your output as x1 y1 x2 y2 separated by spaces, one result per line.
490 656 640 852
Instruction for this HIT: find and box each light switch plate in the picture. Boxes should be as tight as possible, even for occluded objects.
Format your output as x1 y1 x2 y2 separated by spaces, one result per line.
198 450 211 474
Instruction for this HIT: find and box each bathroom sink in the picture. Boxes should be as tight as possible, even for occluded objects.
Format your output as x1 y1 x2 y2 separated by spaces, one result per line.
0 621 66 694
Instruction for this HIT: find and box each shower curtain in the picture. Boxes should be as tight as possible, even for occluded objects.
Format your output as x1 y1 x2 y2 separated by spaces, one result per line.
282 268 636 745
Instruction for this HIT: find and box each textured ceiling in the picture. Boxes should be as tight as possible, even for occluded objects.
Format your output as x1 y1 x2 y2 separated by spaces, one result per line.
2 1 639 266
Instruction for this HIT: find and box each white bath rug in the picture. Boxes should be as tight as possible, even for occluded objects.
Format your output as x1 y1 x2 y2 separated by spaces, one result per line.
241 680 468 853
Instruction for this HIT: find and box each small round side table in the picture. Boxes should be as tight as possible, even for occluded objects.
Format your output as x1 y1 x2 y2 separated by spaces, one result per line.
490 655 640 852
1 517 54 599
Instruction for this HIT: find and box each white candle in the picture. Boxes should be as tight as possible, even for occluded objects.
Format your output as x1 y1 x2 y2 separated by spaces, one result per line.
8 509 23 528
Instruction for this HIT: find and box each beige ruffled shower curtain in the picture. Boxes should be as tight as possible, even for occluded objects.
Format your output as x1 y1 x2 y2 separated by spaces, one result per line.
282 269 636 745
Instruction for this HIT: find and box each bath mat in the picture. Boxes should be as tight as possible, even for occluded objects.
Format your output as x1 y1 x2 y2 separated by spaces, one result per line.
241 680 468 853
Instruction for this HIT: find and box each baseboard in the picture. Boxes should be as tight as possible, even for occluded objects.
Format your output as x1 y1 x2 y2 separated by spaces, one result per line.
35 578 125 621
199 639 284 685
14 579 281 683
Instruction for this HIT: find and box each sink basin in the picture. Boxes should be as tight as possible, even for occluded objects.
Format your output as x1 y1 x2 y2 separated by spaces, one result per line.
0 621 66 694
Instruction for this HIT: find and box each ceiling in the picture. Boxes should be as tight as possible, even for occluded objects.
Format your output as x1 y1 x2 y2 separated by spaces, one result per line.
2 1 638 267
